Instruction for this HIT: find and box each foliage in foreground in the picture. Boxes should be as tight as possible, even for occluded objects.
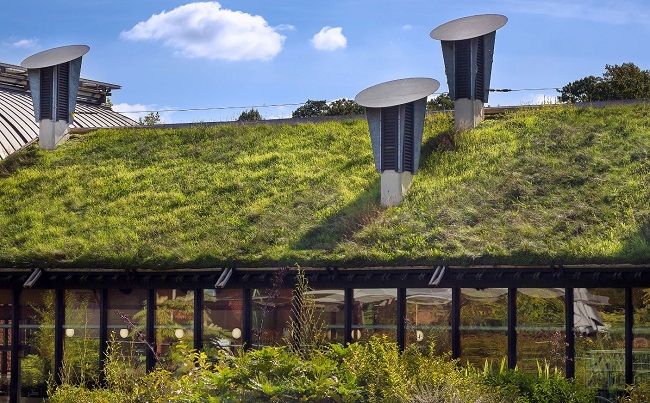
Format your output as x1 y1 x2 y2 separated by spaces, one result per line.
48 335 599 403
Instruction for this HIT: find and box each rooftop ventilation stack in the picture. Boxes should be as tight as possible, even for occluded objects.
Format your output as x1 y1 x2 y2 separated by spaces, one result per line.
430 14 507 130
21 45 90 150
355 78 440 207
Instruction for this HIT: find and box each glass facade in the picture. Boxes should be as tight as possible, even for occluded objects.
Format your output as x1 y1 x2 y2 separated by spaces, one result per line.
352 289 397 342
203 289 243 354
460 288 508 368
63 290 100 387
574 288 626 395
252 288 292 347
516 288 566 372
2 282 649 400
107 289 147 375
155 289 194 360
406 288 451 354
19 290 54 401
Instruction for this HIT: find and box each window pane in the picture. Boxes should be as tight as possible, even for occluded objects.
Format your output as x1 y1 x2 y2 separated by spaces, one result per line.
63 290 100 387
252 288 292 347
352 289 396 342
309 289 344 344
203 289 243 353
108 289 147 374
406 288 451 354
517 288 565 372
575 288 625 395
460 288 507 367
633 288 650 385
155 289 193 361
19 290 54 399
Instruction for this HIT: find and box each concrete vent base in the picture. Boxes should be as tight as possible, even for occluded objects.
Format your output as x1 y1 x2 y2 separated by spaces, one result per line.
39 119 70 150
454 99 485 130
381 170 413 207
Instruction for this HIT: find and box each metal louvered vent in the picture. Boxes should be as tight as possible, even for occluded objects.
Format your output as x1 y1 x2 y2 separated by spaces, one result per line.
475 36 485 102
56 62 70 121
40 66 53 120
381 106 399 171
402 103 415 173
454 39 471 99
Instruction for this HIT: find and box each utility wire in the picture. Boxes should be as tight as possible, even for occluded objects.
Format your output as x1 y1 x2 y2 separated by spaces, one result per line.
109 87 563 115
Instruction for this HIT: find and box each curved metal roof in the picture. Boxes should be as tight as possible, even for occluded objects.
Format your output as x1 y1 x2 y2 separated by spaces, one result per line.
0 62 136 160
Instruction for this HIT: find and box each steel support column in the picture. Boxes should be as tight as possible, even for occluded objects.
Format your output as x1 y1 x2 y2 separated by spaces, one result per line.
565 288 575 378
54 289 64 385
397 288 406 350
146 288 156 371
194 289 203 351
344 288 353 345
507 288 517 370
625 286 634 386
451 287 461 359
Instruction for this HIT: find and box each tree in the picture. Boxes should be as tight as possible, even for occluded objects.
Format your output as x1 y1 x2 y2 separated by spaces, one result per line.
427 93 454 111
558 63 650 103
292 98 365 118
326 98 365 116
292 100 329 118
138 111 161 125
238 108 263 122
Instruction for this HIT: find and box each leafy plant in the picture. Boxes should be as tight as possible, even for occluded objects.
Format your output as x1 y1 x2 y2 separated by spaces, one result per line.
238 108 263 121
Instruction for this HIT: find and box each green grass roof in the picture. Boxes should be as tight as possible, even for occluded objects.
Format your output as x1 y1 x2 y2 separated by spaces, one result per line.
1 104 650 269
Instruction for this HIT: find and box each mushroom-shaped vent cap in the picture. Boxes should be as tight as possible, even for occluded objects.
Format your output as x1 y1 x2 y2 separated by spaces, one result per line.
21 45 90 69
355 77 440 108
430 14 507 41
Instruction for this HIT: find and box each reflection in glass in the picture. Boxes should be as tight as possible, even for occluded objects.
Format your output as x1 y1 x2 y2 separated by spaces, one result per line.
252 288 292 347
108 289 147 375
19 290 54 400
460 288 507 368
307 290 345 344
574 288 625 395
203 289 243 354
406 288 451 354
63 290 100 387
516 288 565 372
633 288 650 385
154 290 194 360
353 289 396 342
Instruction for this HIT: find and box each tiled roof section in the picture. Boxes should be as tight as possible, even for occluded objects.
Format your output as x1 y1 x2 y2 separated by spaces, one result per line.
0 62 136 160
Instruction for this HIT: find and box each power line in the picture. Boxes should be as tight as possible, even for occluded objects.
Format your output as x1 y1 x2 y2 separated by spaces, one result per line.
108 87 563 115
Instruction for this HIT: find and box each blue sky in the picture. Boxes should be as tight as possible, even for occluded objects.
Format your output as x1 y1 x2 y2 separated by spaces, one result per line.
2 0 649 123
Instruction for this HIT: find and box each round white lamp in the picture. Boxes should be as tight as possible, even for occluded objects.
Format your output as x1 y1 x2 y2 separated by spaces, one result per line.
65 328 75 337
175 328 185 339
232 327 242 339
119 328 129 338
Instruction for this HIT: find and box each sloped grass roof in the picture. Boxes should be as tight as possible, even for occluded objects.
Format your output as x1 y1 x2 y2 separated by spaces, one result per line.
1 105 649 269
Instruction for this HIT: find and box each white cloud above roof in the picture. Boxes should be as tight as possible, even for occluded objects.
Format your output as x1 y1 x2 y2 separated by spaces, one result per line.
311 26 347 51
120 2 286 61
11 39 38 49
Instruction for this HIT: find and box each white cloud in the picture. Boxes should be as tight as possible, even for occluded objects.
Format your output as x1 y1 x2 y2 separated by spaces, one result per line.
275 24 296 31
120 2 286 61
402 24 413 31
112 103 175 124
11 39 38 49
311 26 347 51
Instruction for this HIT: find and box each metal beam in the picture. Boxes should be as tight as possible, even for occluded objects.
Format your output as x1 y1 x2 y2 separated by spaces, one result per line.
194 289 203 351
10 289 19 403
397 288 406 350
565 288 575 378
508 288 517 370
344 288 353 345
451 287 461 359
625 286 633 385
146 288 155 372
